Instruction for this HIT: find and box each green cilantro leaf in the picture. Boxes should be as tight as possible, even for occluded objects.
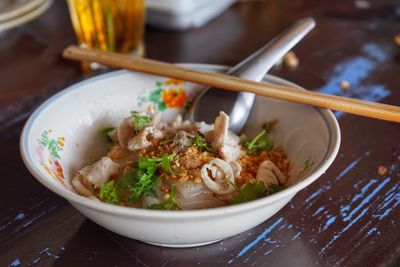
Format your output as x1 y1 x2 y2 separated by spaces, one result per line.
138 156 158 170
99 180 120 205
149 187 181 210
194 133 212 151
231 181 267 204
138 153 177 175
99 127 115 142
131 111 151 131
268 184 286 194
241 124 274 153
103 153 178 204
117 171 136 194
161 154 176 175
231 181 287 205
127 153 175 202
128 166 158 202
160 138 174 145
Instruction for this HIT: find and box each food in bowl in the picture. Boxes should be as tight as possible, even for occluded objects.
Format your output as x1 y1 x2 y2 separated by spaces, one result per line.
20 67 340 246
72 110 289 210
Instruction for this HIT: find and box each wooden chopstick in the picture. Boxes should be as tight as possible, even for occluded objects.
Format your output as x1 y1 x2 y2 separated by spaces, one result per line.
63 45 400 123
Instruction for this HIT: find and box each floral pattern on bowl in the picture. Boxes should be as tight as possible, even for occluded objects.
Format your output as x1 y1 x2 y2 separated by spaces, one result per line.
33 79 200 187
146 78 199 111
35 130 65 184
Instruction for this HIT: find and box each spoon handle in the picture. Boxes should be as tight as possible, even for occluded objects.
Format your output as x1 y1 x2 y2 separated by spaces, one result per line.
188 18 316 131
225 17 315 132
231 17 315 81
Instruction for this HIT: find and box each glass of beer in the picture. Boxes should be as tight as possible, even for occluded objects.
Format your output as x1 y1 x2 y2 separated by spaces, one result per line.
67 0 145 70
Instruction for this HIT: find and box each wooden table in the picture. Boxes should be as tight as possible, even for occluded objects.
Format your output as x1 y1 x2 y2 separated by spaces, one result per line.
1 1 400 266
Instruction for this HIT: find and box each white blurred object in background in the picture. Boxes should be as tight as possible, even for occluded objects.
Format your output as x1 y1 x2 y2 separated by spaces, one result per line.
146 0 236 31
0 0 52 33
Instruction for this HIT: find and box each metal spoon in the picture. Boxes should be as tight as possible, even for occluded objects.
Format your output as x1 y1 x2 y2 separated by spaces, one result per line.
184 17 316 133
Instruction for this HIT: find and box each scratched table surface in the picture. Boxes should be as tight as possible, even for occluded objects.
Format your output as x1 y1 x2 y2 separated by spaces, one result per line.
1 0 400 266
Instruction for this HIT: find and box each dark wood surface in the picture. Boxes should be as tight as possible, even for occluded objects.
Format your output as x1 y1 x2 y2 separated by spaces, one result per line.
1 1 400 266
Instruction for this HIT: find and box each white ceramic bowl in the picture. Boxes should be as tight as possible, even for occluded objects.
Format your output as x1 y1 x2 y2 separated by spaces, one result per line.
20 64 340 247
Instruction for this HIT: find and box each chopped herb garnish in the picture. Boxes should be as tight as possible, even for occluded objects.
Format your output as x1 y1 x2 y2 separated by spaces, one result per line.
99 127 115 142
161 154 175 175
132 153 177 200
304 157 315 169
231 181 267 204
101 153 178 203
117 171 136 194
98 161 161 204
138 153 177 175
268 184 286 194
149 187 181 210
131 111 151 130
138 156 158 170
160 138 174 145
194 133 212 152
298 156 316 179
128 166 158 202
231 181 286 205
99 180 120 204
241 124 274 153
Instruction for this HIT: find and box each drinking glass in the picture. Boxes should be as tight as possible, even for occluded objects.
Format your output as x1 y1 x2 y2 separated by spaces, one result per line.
67 0 146 70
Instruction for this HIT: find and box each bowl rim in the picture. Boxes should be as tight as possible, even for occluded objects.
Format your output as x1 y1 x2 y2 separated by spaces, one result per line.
20 64 341 219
